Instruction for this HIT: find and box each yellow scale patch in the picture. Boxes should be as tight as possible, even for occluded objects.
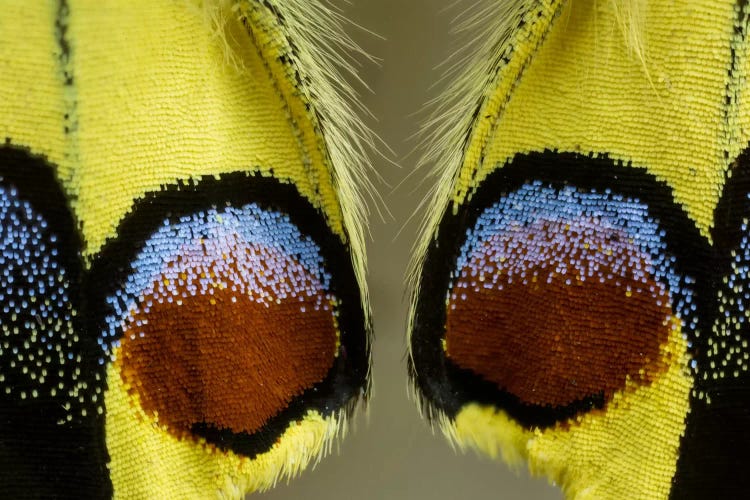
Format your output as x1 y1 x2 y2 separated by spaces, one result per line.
105 358 339 498
0 3 67 170
458 0 737 237
452 321 691 499
64 0 345 258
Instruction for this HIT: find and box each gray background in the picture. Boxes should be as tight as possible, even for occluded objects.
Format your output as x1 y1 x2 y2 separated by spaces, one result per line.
260 2 562 498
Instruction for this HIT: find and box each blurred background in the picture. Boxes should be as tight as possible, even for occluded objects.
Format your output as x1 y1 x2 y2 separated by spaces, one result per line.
260 2 562 499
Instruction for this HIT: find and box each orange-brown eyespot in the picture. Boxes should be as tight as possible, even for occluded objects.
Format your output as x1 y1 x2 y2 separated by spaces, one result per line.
410 153 706 428
91 173 368 455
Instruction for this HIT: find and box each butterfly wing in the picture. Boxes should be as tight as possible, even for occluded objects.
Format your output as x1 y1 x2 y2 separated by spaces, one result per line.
410 1 750 497
0 1 372 497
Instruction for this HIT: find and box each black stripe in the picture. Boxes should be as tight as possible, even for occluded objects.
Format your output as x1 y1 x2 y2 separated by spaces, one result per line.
0 145 112 499
670 145 750 499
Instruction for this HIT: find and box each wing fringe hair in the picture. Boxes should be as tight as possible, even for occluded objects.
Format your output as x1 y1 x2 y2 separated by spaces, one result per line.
196 0 380 312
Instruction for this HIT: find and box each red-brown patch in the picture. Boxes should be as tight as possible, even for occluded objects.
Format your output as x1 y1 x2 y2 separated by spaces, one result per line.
117 258 337 436
445 223 673 407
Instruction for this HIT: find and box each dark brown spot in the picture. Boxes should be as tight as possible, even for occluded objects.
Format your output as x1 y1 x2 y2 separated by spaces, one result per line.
117 260 337 436
445 224 673 408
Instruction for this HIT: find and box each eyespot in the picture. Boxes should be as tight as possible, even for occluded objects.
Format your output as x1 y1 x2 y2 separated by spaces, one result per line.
411 151 707 428
104 204 338 436
88 172 367 456
446 181 687 409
